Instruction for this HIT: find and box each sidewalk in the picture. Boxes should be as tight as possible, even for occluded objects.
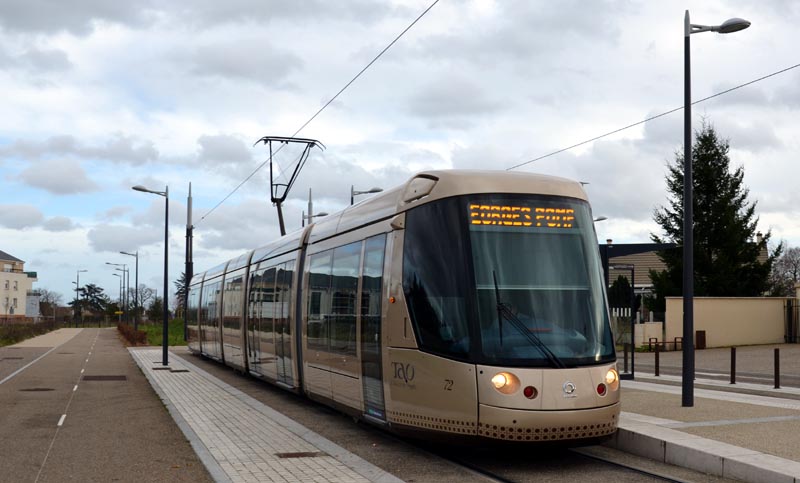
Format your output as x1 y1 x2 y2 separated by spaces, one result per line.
608 371 800 483
130 348 403 483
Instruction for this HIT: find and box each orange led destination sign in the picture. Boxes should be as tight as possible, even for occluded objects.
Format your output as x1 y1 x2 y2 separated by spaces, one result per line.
469 204 575 229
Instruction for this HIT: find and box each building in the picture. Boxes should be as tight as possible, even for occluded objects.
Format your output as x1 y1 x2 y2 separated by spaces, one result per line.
0 250 38 321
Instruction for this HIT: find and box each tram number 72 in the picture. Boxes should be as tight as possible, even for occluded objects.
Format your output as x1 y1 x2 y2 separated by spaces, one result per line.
444 379 454 391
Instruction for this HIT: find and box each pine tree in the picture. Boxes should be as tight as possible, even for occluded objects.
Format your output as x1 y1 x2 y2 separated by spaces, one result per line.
649 123 778 309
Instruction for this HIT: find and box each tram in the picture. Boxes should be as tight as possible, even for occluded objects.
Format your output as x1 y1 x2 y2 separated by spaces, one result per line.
187 170 619 443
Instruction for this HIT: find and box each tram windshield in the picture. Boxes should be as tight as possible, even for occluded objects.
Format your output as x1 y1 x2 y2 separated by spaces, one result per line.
403 194 614 367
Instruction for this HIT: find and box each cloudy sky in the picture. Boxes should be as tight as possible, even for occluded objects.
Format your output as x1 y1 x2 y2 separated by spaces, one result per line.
2 0 798 305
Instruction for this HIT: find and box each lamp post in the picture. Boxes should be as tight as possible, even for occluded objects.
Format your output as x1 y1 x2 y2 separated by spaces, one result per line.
133 184 169 366
120 251 139 331
106 262 127 323
112 273 123 323
301 211 329 227
683 11 750 407
350 185 383 205
74 269 87 327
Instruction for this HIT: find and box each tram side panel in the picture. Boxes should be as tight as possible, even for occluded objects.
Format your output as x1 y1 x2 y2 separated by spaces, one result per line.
382 225 479 436
200 278 223 361
221 268 247 371
245 255 300 389
187 284 202 353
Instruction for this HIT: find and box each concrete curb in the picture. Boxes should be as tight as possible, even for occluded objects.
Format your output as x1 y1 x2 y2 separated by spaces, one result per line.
606 415 800 483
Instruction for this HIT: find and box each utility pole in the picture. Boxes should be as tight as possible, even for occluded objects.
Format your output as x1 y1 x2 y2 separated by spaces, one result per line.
185 182 193 341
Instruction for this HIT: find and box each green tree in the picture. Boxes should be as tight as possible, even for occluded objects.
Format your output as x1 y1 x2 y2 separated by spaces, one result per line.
147 296 164 322
608 275 632 309
649 123 778 310
173 271 187 316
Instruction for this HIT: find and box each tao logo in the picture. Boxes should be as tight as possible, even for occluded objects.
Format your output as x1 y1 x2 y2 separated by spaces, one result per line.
392 362 415 384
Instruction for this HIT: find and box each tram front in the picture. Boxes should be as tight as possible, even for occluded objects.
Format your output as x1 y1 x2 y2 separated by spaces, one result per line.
401 187 619 443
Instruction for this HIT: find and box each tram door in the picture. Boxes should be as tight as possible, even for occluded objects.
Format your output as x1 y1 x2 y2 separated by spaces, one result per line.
275 262 295 386
360 235 386 420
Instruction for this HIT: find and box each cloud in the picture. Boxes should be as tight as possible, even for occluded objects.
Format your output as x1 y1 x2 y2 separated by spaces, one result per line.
406 77 505 129
0 204 45 229
42 216 77 232
197 134 254 166
0 0 157 35
87 224 162 252
1 134 158 166
0 46 72 73
182 41 303 86
19 159 100 194
98 206 133 221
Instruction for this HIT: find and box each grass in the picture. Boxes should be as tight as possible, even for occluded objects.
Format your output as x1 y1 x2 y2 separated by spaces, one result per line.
139 318 187 347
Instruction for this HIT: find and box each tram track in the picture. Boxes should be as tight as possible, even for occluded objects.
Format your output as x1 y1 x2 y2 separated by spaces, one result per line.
415 439 720 483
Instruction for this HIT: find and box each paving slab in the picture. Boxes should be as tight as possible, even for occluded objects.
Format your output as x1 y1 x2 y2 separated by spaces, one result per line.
131 348 404 483
607 377 800 482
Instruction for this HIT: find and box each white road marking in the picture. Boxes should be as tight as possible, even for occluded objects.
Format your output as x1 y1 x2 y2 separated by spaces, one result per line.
57 415 66 427
73 385 78 392
80 369 84 374
0 346 60 386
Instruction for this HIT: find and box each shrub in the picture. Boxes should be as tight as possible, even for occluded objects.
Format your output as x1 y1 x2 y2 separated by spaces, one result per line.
117 323 147 345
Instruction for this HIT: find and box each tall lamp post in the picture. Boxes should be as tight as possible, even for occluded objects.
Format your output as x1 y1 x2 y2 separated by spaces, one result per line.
74 269 87 327
682 11 750 407
301 211 328 227
106 262 127 322
120 251 139 331
133 184 169 366
350 185 383 205
112 273 123 323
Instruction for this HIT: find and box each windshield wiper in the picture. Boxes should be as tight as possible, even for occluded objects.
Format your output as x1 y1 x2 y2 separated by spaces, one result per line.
492 271 566 369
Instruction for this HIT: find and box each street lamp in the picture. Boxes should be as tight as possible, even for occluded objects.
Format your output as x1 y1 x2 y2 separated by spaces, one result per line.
106 262 127 323
120 251 139 331
112 273 123 323
74 269 87 327
301 211 328 227
350 185 383 205
682 10 750 407
133 184 169 366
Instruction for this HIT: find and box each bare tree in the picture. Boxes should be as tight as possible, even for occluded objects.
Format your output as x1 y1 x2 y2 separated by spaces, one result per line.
37 288 64 318
771 246 800 296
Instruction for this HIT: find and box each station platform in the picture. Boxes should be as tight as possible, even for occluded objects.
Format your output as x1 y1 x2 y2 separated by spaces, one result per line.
133 345 800 483
610 372 800 483
130 348 402 483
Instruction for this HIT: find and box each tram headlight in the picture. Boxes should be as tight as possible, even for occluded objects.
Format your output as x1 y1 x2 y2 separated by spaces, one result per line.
490 372 520 394
605 368 619 391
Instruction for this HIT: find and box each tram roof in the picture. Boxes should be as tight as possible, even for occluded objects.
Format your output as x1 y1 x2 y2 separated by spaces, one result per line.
189 170 588 286
309 169 588 244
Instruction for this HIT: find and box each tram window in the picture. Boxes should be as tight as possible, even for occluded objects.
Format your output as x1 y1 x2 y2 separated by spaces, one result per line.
307 251 332 351
280 261 294 337
403 198 472 359
223 270 245 329
329 242 361 356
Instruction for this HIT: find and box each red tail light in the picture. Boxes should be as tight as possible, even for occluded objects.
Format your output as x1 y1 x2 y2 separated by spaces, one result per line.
596 383 607 396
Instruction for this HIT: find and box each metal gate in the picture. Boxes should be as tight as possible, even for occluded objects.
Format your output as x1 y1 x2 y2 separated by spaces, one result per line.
785 299 799 343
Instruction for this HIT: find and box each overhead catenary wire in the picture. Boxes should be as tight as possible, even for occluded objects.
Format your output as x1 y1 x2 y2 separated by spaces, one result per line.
506 61 800 171
197 0 441 225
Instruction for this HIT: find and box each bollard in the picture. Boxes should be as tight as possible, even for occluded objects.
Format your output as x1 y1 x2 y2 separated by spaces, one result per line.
623 343 629 374
655 342 660 377
775 348 781 389
730 347 736 384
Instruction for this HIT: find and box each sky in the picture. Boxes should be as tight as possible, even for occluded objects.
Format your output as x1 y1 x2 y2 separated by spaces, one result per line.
1 0 799 306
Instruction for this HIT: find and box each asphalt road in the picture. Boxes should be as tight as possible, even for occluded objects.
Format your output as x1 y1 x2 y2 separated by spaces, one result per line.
0 328 210 483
